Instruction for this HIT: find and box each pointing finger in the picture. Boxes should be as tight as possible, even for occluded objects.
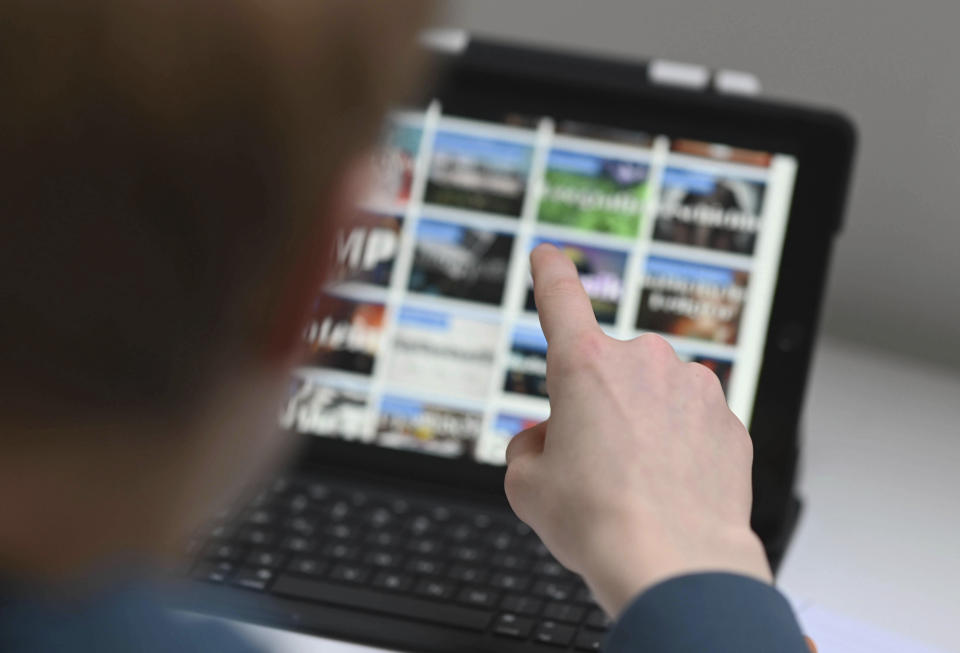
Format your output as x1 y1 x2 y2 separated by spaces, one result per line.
530 243 600 345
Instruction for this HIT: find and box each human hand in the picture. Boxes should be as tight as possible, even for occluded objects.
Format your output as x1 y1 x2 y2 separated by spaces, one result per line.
504 244 772 617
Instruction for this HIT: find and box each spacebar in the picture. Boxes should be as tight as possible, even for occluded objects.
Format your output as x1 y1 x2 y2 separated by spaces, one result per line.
271 574 493 631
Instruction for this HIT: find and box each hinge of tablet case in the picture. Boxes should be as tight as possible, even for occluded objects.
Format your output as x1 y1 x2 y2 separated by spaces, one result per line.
420 28 762 98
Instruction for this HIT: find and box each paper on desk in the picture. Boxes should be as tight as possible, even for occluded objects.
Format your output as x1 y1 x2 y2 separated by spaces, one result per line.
793 599 952 653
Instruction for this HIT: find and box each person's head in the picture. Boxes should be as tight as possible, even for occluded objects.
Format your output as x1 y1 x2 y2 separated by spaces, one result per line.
0 0 433 571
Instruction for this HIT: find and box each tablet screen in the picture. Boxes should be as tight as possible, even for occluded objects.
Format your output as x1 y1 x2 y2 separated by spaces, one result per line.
282 104 798 464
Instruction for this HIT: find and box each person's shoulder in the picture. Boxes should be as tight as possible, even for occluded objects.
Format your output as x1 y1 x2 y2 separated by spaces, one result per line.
0 579 263 653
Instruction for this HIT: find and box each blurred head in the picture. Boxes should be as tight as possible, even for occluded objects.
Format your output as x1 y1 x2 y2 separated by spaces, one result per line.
0 0 433 565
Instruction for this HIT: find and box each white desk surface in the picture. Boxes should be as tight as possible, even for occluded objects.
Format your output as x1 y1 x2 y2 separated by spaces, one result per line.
226 336 960 652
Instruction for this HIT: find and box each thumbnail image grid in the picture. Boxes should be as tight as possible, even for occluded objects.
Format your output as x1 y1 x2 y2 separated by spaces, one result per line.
291 109 783 465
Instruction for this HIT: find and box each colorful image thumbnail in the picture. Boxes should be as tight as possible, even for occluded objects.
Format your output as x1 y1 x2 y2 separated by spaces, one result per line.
376 395 481 459
387 306 499 399
671 139 771 168
538 149 649 237
524 238 627 324
504 326 548 398
425 131 532 217
303 295 385 375
409 219 513 306
654 168 766 255
636 257 748 345
328 212 402 287
367 121 420 207
279 379 370 441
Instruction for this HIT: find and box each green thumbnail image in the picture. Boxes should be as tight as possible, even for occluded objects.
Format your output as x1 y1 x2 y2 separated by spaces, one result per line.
538 150 650 237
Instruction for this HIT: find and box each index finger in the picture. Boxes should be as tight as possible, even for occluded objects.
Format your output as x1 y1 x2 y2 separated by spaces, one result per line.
530 243 600 344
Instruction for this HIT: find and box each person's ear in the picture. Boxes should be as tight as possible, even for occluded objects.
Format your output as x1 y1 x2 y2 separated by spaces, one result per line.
263 154 371 370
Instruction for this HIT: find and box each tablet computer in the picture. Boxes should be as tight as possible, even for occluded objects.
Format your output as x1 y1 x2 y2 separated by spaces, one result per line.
188 36 856 651
290 37 855 553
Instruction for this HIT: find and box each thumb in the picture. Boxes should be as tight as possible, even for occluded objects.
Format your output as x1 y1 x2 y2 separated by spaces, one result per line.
505 420 547 465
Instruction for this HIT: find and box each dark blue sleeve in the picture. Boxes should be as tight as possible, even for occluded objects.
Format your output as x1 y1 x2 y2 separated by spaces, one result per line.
603 573 808 653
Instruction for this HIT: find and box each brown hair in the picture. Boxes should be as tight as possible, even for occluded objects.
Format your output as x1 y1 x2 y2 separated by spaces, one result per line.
0 0 433 422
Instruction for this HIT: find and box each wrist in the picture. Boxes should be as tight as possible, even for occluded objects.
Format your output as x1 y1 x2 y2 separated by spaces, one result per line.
578 517 772 617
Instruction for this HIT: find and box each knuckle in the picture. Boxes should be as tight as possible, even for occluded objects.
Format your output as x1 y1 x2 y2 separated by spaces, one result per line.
635 332 676 360
550 328 606 374
686 361 724 396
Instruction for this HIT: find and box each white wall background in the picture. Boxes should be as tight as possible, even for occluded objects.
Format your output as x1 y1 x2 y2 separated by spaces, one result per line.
444 0 960 368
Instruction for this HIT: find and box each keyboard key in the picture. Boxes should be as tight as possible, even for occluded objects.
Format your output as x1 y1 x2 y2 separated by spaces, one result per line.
372 571 413 592
287 557 325 577
281 536 316 553
491 553 529 570
287 494 310 514
237 528 275 547
408 515 434 536
573 585 596 604
429 505 451 522
446 523 474 542
490 572 530 592
585 608 611 629
286 517 315 536
574 628 605 651
192 560 235 583
328 500 351 521
246 550 284 568
527 541 551 558
534 560 568 578
364 550 401 568
500 594 543 616
349 490 369 507
533 621 575 647
414 578 456 600
204 542 244 562
406 557 444 576
407 538 442 555
487 532 513 551
366 531 404 548
532 580 573 601
447 565 487 584
457 586 499 608
449 546 484 563
272 574 493 631
324 523 356 540
365 507 393 529
231 567 275 591
329 564 369 584
492 613 534 639
322 543 359 561
307 483 331 501
246 509 274 525
543 602 585 623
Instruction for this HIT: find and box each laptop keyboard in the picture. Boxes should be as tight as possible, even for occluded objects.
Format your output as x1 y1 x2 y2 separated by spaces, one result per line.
185 475 612 650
